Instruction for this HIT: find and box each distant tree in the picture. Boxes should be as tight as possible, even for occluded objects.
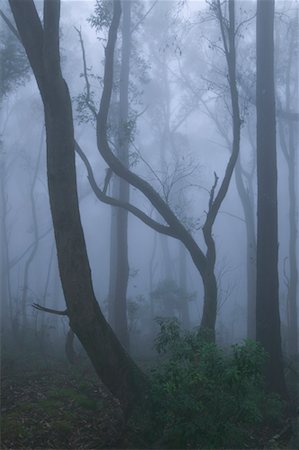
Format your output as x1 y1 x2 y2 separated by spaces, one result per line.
109 0 131 349
255 0 287 397
0 9 29 98
0 9 29 332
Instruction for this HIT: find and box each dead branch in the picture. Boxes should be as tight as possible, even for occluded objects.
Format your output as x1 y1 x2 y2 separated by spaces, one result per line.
32 303 68 316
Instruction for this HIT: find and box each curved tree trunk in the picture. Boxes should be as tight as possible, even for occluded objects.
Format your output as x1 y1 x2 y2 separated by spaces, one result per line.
9 0 147 415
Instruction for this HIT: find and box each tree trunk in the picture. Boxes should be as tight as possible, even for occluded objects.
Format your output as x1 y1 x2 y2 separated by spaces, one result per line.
107 0 131 350
0 156 12 332
9 0 147 415
256 0 287 398
21 130 43 331
234 158 256 339
179 242 190 329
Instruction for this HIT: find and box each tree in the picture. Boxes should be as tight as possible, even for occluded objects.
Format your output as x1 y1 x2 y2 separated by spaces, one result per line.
276 8 298 360
80 0 242 341
108 0 131 349
0 10 29 333
255 0 287 397
8 0 147 415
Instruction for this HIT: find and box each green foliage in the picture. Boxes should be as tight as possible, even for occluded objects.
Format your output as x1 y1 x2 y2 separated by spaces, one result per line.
88 0 113 33
151 279 195 320
148 319 283 448
0 28 29 99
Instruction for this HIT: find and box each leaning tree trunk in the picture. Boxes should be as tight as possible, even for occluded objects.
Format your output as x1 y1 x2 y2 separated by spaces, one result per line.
9 0 147 415
256 0 287 398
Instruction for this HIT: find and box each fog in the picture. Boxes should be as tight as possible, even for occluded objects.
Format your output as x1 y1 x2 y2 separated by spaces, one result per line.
1 1 298 447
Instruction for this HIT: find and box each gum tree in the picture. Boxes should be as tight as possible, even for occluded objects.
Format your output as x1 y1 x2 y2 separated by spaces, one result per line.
8 0 147 415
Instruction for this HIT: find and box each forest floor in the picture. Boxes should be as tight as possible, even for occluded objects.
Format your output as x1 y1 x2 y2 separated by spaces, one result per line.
1 349 298 449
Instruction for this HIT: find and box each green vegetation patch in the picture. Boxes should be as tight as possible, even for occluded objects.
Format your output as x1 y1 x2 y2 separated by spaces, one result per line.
141 318 285 449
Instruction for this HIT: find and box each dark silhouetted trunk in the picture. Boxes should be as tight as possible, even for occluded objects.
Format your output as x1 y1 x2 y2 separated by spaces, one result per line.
256 0 287 398
9 0 147 415
179 243 190 329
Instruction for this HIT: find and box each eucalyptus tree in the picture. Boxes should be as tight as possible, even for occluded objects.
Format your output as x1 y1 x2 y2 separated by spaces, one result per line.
76 0 154 349
256 0 287 398
75 0 243 341
8 0 148 414
276 6 298 359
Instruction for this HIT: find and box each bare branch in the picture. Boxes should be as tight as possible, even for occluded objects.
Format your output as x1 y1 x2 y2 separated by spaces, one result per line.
0 8 20 39
131 1 158 34
208 171 219 210
235 13 256 37
9 225 52 270
32 303 68 316
75 140 177 238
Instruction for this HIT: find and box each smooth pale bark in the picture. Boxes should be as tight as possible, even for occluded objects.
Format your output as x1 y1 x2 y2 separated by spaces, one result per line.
256 0 287 398
9 0 147 415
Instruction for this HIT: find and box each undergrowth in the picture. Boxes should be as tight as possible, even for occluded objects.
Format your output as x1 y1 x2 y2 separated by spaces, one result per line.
137 318 284 449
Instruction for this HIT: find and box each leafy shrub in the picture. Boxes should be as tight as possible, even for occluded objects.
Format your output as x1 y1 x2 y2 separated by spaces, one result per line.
148 318 283 449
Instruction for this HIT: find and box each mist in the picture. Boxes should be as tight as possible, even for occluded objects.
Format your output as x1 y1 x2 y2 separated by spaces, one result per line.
1 0 298 448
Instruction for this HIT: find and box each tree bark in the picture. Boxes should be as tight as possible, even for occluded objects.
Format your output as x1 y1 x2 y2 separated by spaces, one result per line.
113 0 131 349
9 0 147 415
179 243 190 329
277 15 298 359
256 0 287 398
235 156 256 339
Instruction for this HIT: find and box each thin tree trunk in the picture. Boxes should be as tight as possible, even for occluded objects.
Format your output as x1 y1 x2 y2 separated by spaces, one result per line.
179 242 190 329
21 129 43 330
235 157 256 339
0 156 13 331
107 0 131 350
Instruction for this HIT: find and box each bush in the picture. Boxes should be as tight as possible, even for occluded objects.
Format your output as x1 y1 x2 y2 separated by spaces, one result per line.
148 318 283 449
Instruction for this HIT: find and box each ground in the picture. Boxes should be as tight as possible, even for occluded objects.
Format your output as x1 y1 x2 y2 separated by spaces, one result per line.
1 348 298 449
1 353 126 449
